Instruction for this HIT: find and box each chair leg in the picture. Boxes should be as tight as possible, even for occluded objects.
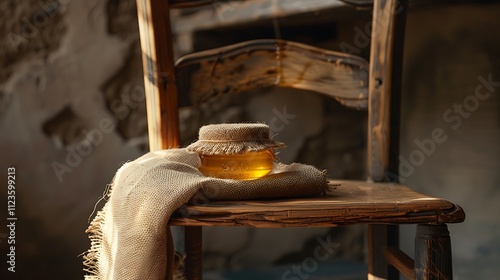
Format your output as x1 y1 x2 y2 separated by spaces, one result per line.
368 224 400 279
415 224 453 280
184 226 203 280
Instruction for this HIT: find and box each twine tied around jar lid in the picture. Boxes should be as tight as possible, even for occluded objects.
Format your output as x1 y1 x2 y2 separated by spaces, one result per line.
186 123 286 155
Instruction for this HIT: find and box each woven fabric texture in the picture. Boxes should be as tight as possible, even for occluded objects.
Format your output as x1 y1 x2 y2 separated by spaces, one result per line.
84 148 327 280
186 123 285 155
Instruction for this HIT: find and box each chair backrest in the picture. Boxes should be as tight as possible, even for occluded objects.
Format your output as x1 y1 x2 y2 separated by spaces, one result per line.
136 0 407 182
175 39 369 110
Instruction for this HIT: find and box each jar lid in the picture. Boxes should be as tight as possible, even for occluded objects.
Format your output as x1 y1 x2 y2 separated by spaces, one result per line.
186 123 286 155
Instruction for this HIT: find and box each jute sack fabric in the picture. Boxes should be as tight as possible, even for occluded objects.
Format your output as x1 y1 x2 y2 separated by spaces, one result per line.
84 148 327 280
186 123 286 155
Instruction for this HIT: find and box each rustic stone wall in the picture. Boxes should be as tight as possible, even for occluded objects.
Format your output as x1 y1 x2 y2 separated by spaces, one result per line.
0 1 499 279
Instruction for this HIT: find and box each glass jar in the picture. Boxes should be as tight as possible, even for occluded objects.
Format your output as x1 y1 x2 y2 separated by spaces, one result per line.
198 149 275 180
186 123 285 180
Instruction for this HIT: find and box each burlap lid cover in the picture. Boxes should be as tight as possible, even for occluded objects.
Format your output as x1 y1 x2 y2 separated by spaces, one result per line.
186 123 286 155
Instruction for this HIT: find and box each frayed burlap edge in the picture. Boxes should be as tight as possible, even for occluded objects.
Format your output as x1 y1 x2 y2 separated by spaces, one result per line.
186 140 285 155
83 180 112 280
83 207 106 279
82 186 186 280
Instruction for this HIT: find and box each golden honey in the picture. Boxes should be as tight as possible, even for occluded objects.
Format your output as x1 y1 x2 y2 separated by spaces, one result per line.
199 149 275 180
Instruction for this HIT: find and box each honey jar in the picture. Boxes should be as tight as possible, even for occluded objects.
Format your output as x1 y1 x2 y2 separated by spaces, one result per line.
186 123 285 180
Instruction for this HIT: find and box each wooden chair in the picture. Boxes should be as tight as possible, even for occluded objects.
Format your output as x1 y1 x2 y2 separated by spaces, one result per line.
135 0 466 279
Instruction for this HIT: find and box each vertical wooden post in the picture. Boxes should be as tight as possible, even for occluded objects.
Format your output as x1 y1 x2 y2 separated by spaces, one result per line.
367 0 408 279
367 0 408 181
415 224 453 280
136 1 202 279
136 0 180 151
368 224 399 279
184 227 203 280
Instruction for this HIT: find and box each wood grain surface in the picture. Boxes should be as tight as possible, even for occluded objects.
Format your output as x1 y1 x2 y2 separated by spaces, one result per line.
136 0 180 150
169 0 369 9
176 39 369 110
170 180 465 227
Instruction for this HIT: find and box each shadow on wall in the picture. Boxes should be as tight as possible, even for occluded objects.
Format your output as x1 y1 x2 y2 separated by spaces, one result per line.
399 3 500 280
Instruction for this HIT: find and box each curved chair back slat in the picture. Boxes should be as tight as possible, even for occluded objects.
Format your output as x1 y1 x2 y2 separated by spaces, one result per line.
176 39 369 110
169 0 374 9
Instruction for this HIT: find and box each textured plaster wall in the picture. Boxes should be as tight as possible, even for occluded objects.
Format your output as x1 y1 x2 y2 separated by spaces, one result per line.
399 4 500 279
0 0 141 278
0 1 499 279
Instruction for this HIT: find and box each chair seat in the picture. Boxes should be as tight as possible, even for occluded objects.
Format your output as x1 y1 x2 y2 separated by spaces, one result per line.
170 180 465 227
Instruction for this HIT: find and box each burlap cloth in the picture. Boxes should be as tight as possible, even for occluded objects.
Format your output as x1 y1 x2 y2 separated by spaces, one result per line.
186 123 286 155
83 148 327 279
